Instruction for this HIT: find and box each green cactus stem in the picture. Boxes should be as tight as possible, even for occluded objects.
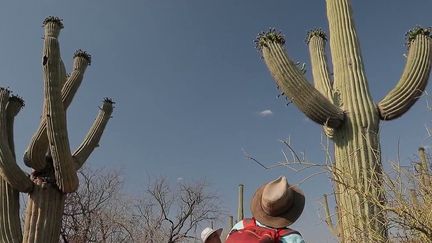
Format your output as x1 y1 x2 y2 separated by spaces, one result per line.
24 50 91 171
0 95 26 243
0 180 22 243
43 23 79 193
59 59 67 87
417 147 431 201
6 96 24 157
378 29 432 120
306 29 333 101
22 180 65 243
257 0 432 241
257 31 345 128
0 89 33 192
237 184 244 222
307 28 336 137
228 215 234 229
73 98 114 169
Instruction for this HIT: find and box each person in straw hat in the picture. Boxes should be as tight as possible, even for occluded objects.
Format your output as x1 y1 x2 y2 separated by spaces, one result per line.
201 227 223 243
226 176 305 243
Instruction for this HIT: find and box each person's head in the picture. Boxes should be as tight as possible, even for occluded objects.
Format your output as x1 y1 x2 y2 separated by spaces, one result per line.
250 176 305 228
200 227 223 243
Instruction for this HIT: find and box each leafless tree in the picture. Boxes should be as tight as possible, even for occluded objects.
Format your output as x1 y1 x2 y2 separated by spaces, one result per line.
60 167 135 243
133 177 224 243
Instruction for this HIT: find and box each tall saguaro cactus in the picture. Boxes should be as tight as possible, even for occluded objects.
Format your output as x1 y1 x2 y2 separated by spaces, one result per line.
256 0 432 242
0 17 114 243
416 147 432 203
237 184 244 222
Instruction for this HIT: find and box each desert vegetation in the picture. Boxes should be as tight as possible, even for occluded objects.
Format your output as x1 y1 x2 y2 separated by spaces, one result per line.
255 0 431 241
0 1 431 242
0 17 113 242
60 167 223 243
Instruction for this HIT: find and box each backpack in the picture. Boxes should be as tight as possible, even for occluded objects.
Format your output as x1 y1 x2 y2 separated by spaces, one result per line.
226 218 300 243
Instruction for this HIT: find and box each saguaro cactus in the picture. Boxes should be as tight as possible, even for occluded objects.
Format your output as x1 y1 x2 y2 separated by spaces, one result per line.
0 17 114 243
237 184 244 222
415 147 432 206
256 0 432 242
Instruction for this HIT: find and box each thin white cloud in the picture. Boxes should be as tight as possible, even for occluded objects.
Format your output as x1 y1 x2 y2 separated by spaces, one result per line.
258 109 273 117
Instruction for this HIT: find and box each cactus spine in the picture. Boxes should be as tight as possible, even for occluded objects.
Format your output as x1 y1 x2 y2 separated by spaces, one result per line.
256 0 432 242
0 17 114 243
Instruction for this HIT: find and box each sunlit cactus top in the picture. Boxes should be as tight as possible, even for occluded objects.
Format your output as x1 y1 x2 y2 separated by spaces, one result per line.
255 28 285 50
305 28 327 44
73 49 92 65
42 16 64 29
405 26 432 47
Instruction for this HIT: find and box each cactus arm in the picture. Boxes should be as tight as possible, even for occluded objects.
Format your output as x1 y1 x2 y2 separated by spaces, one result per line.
257 31 345 128
378 29 432 120
307 29 337 137
43 18 78 193
0 88 33 192
307 29 333 100
72 99 114 169
0 95 26 242
62 50 91 106
24 50 91 171
6 96 24 158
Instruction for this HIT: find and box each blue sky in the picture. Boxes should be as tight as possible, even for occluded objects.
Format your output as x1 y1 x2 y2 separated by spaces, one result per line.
1 1 432 242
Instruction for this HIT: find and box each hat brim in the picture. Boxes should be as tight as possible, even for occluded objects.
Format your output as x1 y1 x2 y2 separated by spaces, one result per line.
250 183 305 228
203 228 223 242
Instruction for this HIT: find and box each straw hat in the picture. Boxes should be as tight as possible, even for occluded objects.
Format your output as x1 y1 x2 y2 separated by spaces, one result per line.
201 227 223 242
250 176 305 228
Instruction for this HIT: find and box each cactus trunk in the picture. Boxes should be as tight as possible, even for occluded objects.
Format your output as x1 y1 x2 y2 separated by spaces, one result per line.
326 1 386 239
22 182 65 243
333 118 385 241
